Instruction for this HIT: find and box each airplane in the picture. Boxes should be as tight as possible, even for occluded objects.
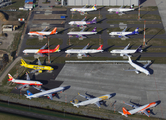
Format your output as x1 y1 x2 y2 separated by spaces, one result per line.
118 101 158 117
125 56 150 75
25 86 68 100
68 17 97 27
20 59 54 73
65 43 103 57
110 43 143 56
108 4 134 14
23 44 60 57
8 72 43 89
70 4 97 15
109 27 139 38
28 27 57 38
70 93 113 108
67 27 97 39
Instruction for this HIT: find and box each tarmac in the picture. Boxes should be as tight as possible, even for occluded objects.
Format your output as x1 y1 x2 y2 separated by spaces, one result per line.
53 63 166 119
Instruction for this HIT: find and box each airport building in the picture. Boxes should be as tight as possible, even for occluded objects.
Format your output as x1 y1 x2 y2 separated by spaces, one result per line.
66 0 139 6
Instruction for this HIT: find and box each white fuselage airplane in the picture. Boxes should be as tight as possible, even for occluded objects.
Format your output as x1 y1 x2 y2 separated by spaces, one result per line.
65 43 103 57
126 56 150 75
25 86 67 100
108 4 134 14
68 17 97 27
28 27 57 38
67 27 97 39
8 73 42 89
70 93 112 108
118 101 158 117
109 27 139 38
70 4 97 14
110 43 142 56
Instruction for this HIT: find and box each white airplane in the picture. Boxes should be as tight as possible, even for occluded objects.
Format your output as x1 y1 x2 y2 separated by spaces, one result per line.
28 27 57 38
25 86 68 100
125 56 150 75
108 4 134 14
109 27 139 38
110 43 143 56
8 72 43 89
70 4 97 15
23 44 60 57
68 17 97 27
67 27 97 39
65 43 103 57
118 101 158 117
70 93 113 108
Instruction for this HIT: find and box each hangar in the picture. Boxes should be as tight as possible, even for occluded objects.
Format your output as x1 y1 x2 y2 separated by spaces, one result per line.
67 0 139 6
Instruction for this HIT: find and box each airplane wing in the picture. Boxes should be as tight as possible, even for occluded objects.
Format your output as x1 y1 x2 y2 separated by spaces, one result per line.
83 4 87 8
80 28 85 32
18 84 29 89
123 43 130 50
142 110 150 117
78 53 87 57
143 62 151 68
40 43 47 49
119 5 123 8
77 34 86 39
38 35 44 38
78 93 91 100
81 17 86 21
30 69 41 73
26 72 30 81
122 27 127 32
123 101 139 109
38 59 42 65
33 86 45 92
41 27 47 32
46 94 53 100
37 53 44 57
82 43 89 50
95 101 101 108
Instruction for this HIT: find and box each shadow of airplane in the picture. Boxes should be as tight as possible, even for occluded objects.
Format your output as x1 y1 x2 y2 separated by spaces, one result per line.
97 28 107 34
97 18 107 24
104 45 114 52
58 28 70 34
142 45 152 52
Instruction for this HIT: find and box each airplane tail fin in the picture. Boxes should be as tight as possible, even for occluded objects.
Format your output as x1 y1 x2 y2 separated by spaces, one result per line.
26 90 33 96
70 99 79 108
92 4 97 9
135 45 143 53
92 17 97 23
50 27 57 35
91 27 97 32
130 4 134 9
54 45 60 52
8 74 14 81
20 59 27 66
97 45 103 50
122 107 130 117
132 27 139 34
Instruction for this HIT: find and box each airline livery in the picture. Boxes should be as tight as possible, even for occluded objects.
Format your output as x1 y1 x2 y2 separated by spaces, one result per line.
118 101 158 117
70 4 97 15
69 17 97 27
8 72 42 89
109 27 139 38
70 93 113 108
23 44 60 57
25 86 69 100
125 56 150 75
65 43 103 57
28 27 57 38
110 43 142 56
67 27 97 39
108 4 134 14
20 59 54 73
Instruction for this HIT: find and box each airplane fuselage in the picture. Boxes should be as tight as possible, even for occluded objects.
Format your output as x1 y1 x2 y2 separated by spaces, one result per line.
65 49 103 54
108 8 134 12
28 32 57 36
70 8 97 12
12 79 42 86
110 49 136 54
67 32 97 35
69 21 87 25
23 49 58 54
21 64 54 71
109 32 132 36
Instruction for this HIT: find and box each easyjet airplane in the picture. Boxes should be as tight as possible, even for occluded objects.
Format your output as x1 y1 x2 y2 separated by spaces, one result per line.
118 101 158 117
8 72 42 89
28 27 57 38
23 44 60 57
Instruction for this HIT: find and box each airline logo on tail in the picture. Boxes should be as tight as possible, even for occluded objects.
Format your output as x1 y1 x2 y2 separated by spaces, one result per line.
20 59 27 66
8 74 14 81
50 28 57 35
92 27 97 32
54 45 60 52
122 107 131 115
97 45 103 50
92 4 96 9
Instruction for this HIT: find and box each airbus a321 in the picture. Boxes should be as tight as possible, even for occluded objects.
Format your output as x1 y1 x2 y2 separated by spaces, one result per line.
110 43 142 56
20 59 54 73
68 17 97 27
109 27 139 38
28 27 57 38
108 4 134 14
70 4 97 15
8 72 42 89
25 86 69 100
118 101 158 117
23 44 60 57
125 56 150 76
70 93 113 108
67 27 97 39
65 43 103 57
